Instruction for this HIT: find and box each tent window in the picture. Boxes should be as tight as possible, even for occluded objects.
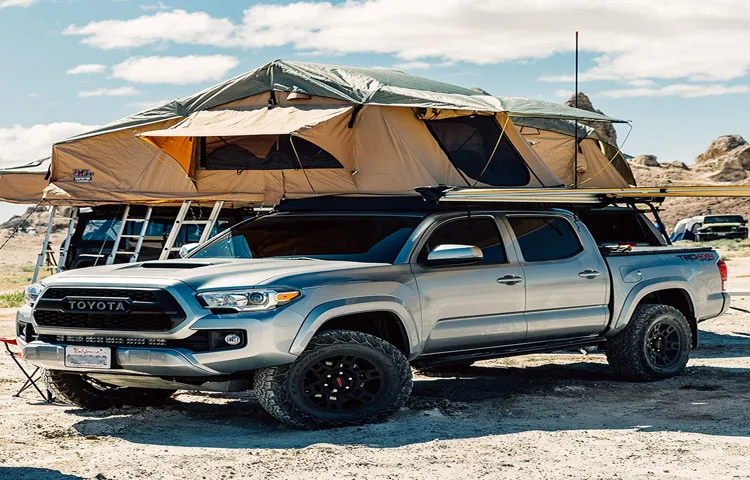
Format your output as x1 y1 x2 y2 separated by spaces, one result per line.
425 116 531 186
202 135 343 171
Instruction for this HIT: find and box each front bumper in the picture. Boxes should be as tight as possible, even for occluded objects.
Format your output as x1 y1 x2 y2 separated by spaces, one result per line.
16 282 304 377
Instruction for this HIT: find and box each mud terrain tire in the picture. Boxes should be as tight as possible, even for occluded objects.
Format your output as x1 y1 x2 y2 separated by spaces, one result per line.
606 304 692 381
254 330 412 429
46 371 175 410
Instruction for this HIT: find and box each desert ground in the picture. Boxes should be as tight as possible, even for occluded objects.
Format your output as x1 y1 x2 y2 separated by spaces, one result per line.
1 232 750 479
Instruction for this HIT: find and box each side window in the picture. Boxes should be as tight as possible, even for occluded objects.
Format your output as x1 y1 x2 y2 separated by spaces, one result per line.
418 217 507 265
508 216 582 262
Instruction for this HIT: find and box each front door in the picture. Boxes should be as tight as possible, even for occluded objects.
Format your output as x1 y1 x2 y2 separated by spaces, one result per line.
413 215 527 355
505 214 609 341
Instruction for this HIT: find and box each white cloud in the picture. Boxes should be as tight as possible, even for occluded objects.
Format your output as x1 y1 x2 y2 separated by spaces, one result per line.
61 1 750 86
599 84 750 98
66 63 106 75
129 99 171 110
0 0 36 8
139 1 169 11
555 89 574 98
0 122 98 168
64 9 235 49
111 55 239 85
78 86 139 97
392 61 433 71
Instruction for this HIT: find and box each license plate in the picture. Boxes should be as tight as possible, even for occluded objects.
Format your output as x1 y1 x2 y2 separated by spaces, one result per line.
65 346 111 369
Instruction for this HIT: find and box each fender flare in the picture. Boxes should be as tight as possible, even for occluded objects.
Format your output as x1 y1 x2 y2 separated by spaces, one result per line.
612 277 696 331
288 296 420 358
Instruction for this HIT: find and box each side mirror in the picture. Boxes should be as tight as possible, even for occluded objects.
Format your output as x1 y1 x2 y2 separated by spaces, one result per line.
425 244 483 267
179 243 201 258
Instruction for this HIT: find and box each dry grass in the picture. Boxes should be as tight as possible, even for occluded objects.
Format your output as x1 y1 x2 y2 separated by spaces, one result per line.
674 238 750 260
0 263 52 293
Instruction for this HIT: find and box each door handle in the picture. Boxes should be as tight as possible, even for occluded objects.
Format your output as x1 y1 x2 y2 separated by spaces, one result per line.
578 269 601 279
497 275 523 285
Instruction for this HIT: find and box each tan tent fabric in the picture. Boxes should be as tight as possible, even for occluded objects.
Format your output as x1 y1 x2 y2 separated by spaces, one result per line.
521 129 629 188
0 171 48 203
46 92 575 207
0 158 50 203
140 106 354 173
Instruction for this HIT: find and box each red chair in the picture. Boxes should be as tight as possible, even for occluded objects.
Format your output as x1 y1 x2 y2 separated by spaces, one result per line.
1 337 54 402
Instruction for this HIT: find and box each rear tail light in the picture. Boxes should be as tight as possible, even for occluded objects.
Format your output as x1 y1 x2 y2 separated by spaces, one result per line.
717 259 728 291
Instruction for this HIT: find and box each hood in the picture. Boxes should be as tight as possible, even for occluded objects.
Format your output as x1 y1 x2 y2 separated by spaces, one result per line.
44 258 385 291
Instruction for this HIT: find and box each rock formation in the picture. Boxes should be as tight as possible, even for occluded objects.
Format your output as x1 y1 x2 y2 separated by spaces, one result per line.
564 92 618 145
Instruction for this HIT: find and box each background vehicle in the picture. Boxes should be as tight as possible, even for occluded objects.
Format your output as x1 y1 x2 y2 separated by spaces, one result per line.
671 214 748 242
18 198 729 429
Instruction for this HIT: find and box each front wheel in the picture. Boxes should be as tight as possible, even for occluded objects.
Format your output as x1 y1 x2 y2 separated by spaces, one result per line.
46 371 175 410
606 304 692 381
254 330 413 429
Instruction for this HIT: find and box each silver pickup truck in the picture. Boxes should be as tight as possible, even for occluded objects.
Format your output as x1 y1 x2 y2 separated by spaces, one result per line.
16 202 730 428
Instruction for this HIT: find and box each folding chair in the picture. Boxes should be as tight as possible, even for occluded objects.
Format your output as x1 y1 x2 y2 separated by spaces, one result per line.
1 337 54 403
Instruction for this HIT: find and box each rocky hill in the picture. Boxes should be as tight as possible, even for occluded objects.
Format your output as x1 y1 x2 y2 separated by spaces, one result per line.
564 92 618 145
629 135 750 228
0 206 69 236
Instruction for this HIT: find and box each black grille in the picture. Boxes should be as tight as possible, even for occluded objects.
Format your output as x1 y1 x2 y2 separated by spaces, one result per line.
34 287 185 332
41 288 157 302
34 310 174 331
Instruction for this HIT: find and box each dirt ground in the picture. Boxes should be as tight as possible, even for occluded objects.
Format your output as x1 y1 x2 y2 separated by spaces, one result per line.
0 236 750 479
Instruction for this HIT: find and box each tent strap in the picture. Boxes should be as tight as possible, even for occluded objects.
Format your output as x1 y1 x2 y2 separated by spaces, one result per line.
473 114 510 187
289 135 318 194
576 122 634 187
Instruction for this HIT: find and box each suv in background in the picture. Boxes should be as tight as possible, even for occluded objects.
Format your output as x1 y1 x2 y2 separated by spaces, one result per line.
692 214 748 242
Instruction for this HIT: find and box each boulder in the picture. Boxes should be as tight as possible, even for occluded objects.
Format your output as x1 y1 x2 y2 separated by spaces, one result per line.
662 161 690 170
706 158 747 182
629 154 660 167
564 92 618 145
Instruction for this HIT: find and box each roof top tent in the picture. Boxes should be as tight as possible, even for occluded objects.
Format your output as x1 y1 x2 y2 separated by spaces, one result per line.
0 157 50 204
513 117 636 188
44 60 628 208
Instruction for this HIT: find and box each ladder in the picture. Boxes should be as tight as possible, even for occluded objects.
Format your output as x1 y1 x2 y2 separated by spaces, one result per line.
159 201 224 260
106 205 153 265
32 206 79 283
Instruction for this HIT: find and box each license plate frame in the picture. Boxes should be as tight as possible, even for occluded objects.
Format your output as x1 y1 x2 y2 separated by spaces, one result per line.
64 345 112 369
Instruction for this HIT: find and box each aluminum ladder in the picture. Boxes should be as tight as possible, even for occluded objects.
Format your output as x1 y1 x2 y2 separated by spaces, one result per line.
159 201 224 260
105 205 153 265
32 206 78 283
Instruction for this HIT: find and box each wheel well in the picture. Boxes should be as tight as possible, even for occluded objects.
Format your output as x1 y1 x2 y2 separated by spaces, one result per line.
316 311 410 356
639 288 698 348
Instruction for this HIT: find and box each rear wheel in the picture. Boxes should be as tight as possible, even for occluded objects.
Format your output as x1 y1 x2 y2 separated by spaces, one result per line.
254 330 412 429
46 371 175 410
606 304 692 381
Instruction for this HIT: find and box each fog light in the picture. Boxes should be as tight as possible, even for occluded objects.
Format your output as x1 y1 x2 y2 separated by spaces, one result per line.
224 334 242 346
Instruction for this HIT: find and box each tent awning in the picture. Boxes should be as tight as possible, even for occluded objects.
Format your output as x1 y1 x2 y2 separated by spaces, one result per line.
139 106 353 173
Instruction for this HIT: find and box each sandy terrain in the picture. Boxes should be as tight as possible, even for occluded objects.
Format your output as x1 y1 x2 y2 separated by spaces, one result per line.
1 300 749 478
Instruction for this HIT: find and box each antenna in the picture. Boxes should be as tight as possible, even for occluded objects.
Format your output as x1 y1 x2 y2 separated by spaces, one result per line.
574 31 579 188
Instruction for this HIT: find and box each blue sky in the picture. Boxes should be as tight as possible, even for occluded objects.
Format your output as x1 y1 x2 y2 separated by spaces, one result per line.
1 0 750 222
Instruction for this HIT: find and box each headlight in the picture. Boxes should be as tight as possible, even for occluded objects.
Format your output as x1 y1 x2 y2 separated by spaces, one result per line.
24 283 44 306
197 289 301 312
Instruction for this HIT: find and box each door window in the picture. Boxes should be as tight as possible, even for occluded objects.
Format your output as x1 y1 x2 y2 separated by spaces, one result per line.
508 216 582 262
418 217 507 265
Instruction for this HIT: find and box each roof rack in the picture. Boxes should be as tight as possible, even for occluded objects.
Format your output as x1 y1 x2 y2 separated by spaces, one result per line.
416 185 750 206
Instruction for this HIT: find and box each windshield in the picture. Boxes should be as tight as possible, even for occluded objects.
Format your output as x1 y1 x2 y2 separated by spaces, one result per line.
704 215 744 224
190 214 423 263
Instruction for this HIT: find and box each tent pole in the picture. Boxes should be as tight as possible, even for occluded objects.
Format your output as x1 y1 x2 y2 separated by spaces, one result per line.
574 31 579 189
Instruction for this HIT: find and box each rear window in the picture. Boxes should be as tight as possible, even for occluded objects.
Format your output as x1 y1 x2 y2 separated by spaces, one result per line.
578 210 662 246
508 216 582 262
425 116 531 186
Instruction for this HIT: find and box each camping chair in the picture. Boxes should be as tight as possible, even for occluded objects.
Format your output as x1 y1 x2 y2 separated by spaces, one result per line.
0 337 54 402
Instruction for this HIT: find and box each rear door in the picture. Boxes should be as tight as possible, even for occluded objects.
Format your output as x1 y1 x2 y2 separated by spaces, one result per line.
505 214 609 341
412 214 527 354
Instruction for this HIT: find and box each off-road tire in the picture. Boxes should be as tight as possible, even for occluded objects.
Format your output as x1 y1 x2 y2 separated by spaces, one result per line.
45 371 175 410
254 330 412 429
606 304 692 381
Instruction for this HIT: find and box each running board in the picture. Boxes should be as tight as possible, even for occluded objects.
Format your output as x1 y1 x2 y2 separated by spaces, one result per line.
412 337 605 367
